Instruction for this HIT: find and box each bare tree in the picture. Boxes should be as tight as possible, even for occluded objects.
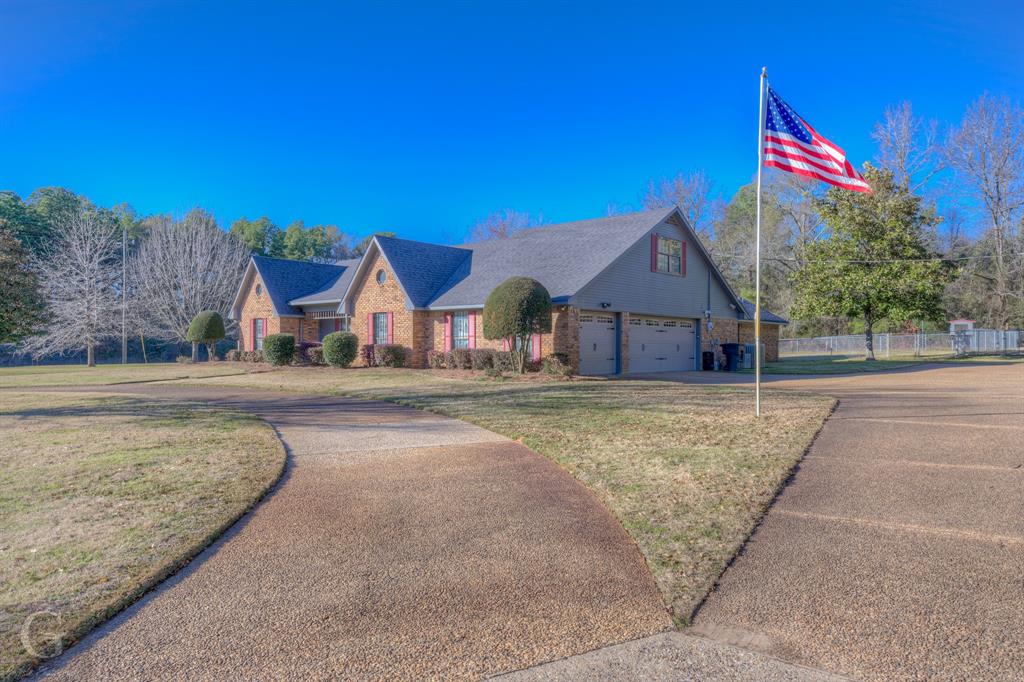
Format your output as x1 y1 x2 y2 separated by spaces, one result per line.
872 102 943 193
945 93 1024 328
129 209 251 343
468 209 540 242
641 170 719 242
21 208 121 366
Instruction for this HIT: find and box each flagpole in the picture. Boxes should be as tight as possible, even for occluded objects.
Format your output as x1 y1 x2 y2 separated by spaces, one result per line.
754 67 767 417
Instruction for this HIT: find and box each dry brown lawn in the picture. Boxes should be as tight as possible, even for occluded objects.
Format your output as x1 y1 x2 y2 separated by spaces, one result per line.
0 390 284 681
182 366 835 621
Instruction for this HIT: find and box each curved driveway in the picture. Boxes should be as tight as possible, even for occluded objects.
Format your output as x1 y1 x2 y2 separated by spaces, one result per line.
686 362 1024 680
35 385 671 680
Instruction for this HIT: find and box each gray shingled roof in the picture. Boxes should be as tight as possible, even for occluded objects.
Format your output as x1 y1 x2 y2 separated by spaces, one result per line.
740 298 789 324
375 236 472 307
251 256 346 316
289 258 361 305
428 208 675 308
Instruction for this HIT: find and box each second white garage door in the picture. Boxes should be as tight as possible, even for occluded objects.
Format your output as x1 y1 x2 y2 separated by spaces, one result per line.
579 312 617 375
628 316 696 373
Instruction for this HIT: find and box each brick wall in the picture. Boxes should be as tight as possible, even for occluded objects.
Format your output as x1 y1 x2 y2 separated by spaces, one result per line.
238 272 281 351
348 251 420 367
419 305 577 369
699 316 780 363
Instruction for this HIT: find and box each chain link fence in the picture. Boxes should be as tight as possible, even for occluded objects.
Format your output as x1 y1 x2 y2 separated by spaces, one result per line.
780 329 1023 359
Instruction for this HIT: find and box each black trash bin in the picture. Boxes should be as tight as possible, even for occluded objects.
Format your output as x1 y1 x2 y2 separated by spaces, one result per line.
701 351 715 371
720 343 741 371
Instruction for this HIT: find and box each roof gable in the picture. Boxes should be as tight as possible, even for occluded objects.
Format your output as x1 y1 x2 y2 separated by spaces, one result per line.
250 256 346 316
373 236 472 308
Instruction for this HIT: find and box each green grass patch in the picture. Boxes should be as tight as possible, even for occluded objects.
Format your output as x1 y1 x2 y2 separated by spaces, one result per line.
0 363 248 389
0 391 285 681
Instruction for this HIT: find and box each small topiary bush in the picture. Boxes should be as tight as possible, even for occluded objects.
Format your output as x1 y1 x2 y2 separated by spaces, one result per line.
376 344 406 368
323 332 358 368
225 349 240 362
262 334 295 366
542 352 573 376
187 310 227 361
470 348 495 370
493 351 515 373
306 346 325 366
232 350 266 363
450 348 472 370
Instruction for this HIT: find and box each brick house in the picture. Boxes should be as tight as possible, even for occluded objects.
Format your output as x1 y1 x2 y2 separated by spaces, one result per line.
229 207 786 374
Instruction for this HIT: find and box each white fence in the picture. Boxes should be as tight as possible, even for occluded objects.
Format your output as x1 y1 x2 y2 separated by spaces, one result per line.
780 329 1023 359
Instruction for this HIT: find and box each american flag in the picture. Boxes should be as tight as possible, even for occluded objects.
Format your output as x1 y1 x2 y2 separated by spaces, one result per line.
763 86 871 193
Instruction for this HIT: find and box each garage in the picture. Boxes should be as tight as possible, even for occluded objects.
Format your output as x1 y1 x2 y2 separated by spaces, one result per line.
579 312 617 375
628 316 696 373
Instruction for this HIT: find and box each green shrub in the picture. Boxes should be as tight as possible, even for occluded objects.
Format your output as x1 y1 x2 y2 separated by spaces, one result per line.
483 277 552 373
262 334 295 366
469 348 495 370
186 310 226 361
323 332 358 367
493 351 515 372
376 344 406 368
541 352 573 376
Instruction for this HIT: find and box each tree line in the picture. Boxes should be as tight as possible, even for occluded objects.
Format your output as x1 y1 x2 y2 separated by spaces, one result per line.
0 190 389 364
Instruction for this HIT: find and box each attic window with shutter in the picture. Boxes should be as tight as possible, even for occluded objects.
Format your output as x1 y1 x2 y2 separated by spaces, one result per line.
654 236 683 275
255 283 263 297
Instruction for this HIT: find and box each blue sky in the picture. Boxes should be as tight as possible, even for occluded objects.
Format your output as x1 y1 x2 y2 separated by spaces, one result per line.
2 0 1021 243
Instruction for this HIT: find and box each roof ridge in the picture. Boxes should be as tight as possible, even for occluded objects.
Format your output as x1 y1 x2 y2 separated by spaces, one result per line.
252 254 345 268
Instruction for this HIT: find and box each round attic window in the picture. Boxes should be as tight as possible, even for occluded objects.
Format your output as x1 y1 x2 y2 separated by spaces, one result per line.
376 269 387 285
255 283 262 297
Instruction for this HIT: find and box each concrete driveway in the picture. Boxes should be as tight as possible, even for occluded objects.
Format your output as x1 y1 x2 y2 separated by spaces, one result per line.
671 362 1024 680
34 385 672 680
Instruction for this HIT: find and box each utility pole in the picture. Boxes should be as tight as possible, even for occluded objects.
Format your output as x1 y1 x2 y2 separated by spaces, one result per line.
122 224 128 364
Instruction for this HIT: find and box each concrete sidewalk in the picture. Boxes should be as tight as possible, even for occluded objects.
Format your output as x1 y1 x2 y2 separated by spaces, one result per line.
683 362 1024 680
33 385 672 680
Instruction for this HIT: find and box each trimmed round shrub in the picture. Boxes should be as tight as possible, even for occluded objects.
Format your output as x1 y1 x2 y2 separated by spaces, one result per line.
323 331 358 368
187 310 226 344
187 310 226 361
262 333 295 366
483 277 552 373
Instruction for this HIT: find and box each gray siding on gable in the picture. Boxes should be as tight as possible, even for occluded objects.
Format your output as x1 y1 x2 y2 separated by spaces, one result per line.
572 218 739 320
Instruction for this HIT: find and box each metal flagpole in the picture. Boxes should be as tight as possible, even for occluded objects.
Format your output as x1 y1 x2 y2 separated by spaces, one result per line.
122 224 128 365
754 67 767 417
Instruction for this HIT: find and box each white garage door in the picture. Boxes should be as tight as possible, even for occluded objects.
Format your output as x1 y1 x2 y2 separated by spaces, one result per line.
628 316 696 373
579 312 617 375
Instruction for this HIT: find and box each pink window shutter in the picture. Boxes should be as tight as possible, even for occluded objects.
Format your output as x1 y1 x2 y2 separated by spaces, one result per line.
250 319 255 351
366 313 374 344
650 234 658 271
501 337 510 352
386 312 394 344
681 240 687 276
443 313 453 351
531 334 542 362
468 311 477 349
